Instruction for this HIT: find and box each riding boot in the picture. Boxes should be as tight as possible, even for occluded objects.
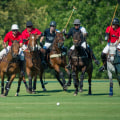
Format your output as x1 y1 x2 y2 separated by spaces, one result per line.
99 53 107 72
20 60 25 77
66 49 73 69
87 47 100 65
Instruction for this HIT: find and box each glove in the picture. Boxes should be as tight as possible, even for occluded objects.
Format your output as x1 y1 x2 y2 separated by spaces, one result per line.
40 42 43 48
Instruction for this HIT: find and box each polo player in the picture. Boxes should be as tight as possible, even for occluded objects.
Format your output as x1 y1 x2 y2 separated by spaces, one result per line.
0 24 24 75
63 19 99 69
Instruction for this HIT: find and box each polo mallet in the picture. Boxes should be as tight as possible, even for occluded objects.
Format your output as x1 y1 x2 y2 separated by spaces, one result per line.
108 1 120 33
64 6 77 30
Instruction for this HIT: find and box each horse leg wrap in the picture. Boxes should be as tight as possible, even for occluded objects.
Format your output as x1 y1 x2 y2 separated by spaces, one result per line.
23 80 28 89
1 86 4 95
109 82 113 96
29 76 32 91
60 72 66 85
72 72 78 88
5 88 9 96
80 74 84 89
5 81 9 90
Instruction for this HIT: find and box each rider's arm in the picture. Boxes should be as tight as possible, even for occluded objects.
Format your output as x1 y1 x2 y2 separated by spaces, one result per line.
40 36 44 43
64 28 73 39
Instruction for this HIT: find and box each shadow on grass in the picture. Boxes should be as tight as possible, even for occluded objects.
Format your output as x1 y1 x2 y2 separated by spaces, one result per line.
81 93 109 96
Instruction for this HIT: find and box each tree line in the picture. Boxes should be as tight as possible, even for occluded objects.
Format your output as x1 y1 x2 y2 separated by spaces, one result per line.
0 0 119 79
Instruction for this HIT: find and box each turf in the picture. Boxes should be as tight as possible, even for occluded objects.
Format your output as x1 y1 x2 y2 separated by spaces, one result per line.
0 79 120 120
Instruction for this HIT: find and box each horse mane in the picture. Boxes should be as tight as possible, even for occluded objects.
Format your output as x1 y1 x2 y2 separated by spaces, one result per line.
51 32 63 50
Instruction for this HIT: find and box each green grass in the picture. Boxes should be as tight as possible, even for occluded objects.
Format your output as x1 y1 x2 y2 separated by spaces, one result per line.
0 79 120 120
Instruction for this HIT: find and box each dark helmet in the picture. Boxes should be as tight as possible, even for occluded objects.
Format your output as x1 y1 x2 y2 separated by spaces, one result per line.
50 21 56 26
112 18 119 25
26 21 33 27
73 19 81 24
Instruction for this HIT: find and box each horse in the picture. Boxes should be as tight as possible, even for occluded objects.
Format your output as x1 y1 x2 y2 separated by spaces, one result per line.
70 31 93 96
107 42 120 96
0 40 29 96
18 34 46 94
41 32 71 90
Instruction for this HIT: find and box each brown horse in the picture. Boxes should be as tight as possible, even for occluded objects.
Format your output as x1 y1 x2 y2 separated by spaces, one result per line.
41 32 71 90
70 31 93 96
21 34 46 93
0 40 28 96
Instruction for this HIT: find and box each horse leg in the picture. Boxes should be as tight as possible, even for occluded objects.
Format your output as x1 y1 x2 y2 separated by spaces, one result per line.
116 74 120 86
26 68 33 93
65 67 72 86
88 72 92 95
79 67 86 93
72 71 79 96
55 71 64 87
33 75 37 92
0 72 5 96
5 76 11 90
54 65 66 90
5 74 16 96
108 69 113 96
15 76 22 96
39 72 46 91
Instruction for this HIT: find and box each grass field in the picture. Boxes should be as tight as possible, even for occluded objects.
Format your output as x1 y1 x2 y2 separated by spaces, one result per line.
0 79 120 120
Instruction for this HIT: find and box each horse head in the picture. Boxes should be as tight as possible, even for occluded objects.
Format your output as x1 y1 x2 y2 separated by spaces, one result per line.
54 32 65 49
11 40 20 59
28 33 38 52
73 31 82 49
108 42 117 63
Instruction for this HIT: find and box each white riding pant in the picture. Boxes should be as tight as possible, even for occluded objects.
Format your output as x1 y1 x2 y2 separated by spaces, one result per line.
70 41 89 50
102 42 118 54
0 45 24 60
43 42 52 49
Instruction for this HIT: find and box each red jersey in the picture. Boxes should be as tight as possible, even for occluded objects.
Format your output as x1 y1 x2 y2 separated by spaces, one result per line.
3 31 23 46
106 26 120 43
22 28 42 45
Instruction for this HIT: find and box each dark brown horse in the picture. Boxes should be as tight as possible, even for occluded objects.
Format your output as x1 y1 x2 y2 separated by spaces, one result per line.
41 32 71 90
22 34 46 93
70 31 93 96
0 40 28 96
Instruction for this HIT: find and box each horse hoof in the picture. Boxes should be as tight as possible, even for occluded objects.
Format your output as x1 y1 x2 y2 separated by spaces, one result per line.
74 93 77 96
63 86 67 91
109 95 113 97
67 83 71 86
15 93 19 96
32 91 36 94
79 89 83 93
26 89 32 94
43 88 47 91
0 94 6 97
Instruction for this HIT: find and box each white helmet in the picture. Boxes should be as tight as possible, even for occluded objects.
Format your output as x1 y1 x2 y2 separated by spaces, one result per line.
11 24 19 30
